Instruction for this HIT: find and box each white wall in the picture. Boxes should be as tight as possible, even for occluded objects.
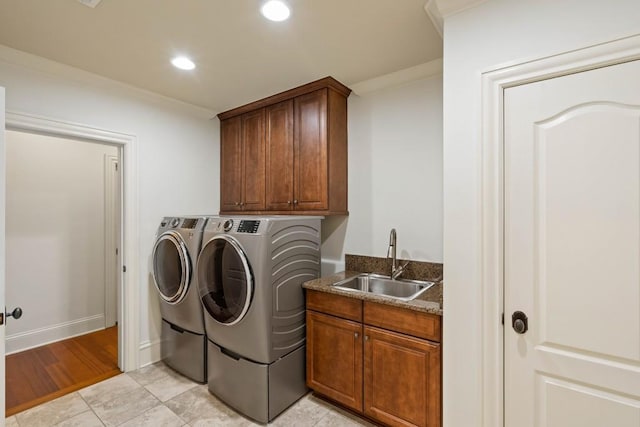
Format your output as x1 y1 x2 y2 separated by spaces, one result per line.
5 131 117 353
0 45 219 365
321 75 443 273
442 0 640 425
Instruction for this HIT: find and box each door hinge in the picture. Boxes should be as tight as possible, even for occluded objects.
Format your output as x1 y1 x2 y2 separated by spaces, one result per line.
123 265 127 273
501 313 504 325
116 248 119 255
0 313 4 326
115 163 118 171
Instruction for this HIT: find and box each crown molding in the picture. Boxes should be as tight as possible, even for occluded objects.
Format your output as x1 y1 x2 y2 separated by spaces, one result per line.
424 0 489 36
424 1 444 38
349 58 443 95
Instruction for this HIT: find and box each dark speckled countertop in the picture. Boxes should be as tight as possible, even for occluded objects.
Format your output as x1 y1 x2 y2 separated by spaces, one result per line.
303 254 443 316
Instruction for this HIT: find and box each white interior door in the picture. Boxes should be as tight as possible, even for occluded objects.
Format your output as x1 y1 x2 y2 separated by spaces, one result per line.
0 87 6 420
504 60 640 426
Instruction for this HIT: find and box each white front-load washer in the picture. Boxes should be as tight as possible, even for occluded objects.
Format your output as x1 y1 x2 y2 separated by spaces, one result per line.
152 216 208 383
196 216 321 423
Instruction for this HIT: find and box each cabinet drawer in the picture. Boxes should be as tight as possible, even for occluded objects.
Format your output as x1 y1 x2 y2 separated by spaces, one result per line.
364 301 441 342
306 290 362 322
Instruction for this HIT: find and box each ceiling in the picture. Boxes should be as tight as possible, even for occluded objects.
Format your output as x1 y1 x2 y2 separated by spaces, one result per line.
0 0 442 112
0 0 442 113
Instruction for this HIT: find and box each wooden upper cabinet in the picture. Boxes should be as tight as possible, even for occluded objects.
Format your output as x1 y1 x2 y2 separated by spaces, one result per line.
241 109 266 211
219 109 265 211
266 100 294 210
218 77 350 215
295 89 328 211
220 116 243 212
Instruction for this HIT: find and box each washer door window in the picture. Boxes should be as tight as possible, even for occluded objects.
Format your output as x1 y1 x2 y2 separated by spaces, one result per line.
197 235 253 325
152 231 191 304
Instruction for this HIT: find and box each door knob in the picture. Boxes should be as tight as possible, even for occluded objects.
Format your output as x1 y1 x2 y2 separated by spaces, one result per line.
8 307 23 320
0 307 23 325
512 311 528 334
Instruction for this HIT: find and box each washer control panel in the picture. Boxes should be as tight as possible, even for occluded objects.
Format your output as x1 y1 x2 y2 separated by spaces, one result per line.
237 220 260 233
223 219 234 232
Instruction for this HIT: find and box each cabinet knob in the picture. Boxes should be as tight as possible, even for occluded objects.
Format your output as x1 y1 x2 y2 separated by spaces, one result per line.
293 200 298 205
235 202 240 206
364 335 369 341
287 200 291 205
354 332 359 339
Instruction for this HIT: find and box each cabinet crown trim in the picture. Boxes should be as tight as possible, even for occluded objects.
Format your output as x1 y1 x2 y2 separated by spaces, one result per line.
217 76 352 120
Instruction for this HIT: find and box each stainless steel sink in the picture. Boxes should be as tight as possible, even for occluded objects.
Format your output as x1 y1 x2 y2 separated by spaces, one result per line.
332 273 434 301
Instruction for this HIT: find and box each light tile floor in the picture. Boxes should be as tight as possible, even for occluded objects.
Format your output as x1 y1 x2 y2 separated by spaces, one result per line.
5 362 376 426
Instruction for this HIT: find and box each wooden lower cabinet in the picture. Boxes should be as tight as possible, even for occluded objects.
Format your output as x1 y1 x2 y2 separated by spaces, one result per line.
364 326 441 427
306 311 363 411
306 291 442 427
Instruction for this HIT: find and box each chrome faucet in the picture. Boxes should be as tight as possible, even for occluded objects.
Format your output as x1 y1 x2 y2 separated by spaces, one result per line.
387 228 409 280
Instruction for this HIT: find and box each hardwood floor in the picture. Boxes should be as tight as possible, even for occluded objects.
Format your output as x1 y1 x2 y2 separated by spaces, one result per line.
5 326 120 416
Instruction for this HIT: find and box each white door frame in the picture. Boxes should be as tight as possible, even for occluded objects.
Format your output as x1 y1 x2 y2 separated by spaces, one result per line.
104 154 119 328
480 34 640 426
0 87 6 420
5 110 139 372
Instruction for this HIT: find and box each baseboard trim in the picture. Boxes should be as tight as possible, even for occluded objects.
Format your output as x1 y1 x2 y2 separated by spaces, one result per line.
139 339 162 368
6 314 106 355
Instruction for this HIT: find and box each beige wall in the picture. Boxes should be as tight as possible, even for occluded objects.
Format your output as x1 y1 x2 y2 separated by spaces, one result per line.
322 74 443 273
5 130 118 353
0 45 219 365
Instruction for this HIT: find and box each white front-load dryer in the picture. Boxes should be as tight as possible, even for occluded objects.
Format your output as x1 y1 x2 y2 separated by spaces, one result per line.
196 216 321 423
152 216 208 383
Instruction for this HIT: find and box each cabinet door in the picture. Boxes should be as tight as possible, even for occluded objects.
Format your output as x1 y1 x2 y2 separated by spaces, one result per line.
220 116 243 211
364 326 441 427
265 100 294 210
307 311 363 412
241 109 266 211
294 89 328 211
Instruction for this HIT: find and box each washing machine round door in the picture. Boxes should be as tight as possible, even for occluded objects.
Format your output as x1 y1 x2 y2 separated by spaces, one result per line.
197 235 253 326
152 231 191 304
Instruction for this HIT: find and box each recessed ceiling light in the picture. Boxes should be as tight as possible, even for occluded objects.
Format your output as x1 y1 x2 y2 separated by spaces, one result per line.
261 0 290 22
171 56 196 71
77 0 102 8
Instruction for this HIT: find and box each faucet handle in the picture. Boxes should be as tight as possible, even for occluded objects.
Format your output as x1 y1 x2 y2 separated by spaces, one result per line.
391 260 410 280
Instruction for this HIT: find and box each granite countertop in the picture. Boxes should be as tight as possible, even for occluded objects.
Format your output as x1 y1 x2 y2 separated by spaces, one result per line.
303 270 443 316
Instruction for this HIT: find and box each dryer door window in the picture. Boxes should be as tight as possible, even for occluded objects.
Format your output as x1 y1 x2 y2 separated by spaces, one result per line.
197 235 253 326
152 231 191 304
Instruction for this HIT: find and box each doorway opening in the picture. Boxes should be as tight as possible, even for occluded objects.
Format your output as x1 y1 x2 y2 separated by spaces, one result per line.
3 111 139 416
4 129 121 415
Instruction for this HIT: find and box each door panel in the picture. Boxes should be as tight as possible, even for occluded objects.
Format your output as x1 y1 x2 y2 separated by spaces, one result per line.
536 104 640 361
294 89 328 210
220 116 243 211
364 326 440 427
265 100 294 210
504 60 640 426
241 109 266 210
540 376 640 427
306 310 363 412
